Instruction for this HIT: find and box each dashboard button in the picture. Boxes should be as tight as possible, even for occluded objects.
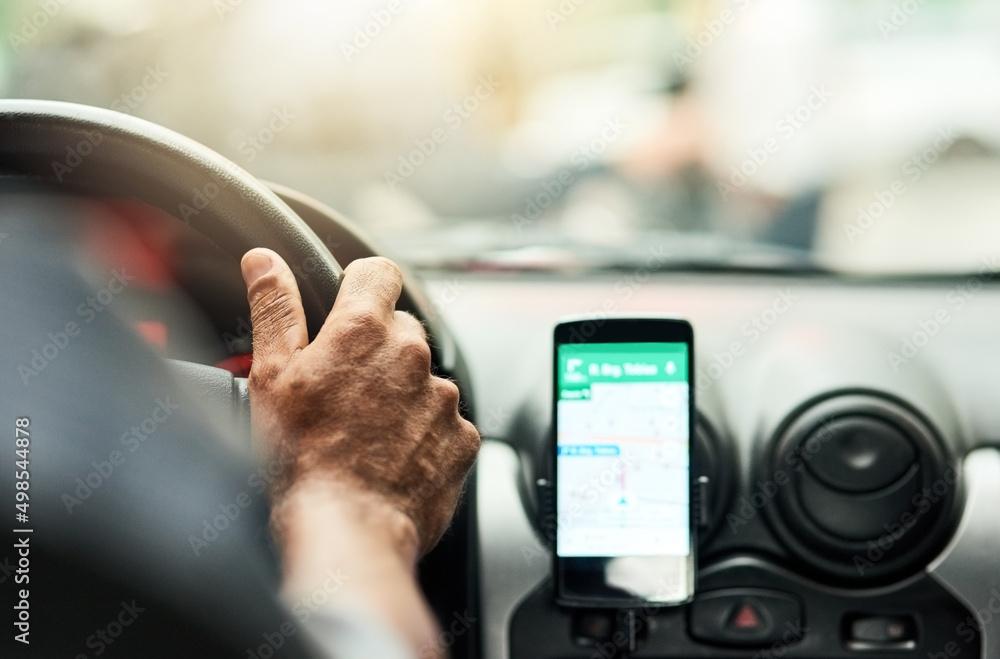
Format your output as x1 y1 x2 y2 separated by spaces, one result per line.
690 589 804 647
573 611 614 644
847 615 916 649
730 603 765 631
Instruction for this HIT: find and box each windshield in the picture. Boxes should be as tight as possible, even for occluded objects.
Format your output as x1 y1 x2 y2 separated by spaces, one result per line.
3 0 998 274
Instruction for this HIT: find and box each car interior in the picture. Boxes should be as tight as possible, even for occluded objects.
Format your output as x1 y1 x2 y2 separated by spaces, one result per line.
2 1 1000 658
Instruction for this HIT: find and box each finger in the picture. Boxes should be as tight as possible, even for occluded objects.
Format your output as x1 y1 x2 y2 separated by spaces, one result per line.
393 310 433 373
317 257 403 342
241 248 308 370
393 310 429 343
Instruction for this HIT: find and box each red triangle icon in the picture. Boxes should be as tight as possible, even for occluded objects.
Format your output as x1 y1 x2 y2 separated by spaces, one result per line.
731 604 762 630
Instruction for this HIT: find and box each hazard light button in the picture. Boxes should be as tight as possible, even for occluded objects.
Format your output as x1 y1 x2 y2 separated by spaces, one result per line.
731 603 765 630
689 589 804 647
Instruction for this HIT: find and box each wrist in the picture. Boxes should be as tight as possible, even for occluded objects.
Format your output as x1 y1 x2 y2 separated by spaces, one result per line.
272 477 421 577
272 478 440 655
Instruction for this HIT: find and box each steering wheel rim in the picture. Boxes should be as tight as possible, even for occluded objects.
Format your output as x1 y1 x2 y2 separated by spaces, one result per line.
0 99 342 338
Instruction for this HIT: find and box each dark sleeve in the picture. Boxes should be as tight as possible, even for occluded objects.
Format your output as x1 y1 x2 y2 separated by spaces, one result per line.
0 200 316 658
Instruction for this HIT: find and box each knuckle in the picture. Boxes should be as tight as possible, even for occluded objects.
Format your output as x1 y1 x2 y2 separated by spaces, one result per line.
345 256 402 286
432 376 462 408
366 256 403 281
395 309 425 332
335 309 388 343
399 335 432 368
459 421 482 461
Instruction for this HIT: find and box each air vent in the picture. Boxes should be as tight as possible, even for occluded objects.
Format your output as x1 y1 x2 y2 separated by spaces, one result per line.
763 393 960 583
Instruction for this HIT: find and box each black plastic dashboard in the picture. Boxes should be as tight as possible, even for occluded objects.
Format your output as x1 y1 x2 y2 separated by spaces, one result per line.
423 271 1000 659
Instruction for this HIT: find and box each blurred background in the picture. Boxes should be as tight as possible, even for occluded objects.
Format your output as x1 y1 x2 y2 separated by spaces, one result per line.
3 0 1000 274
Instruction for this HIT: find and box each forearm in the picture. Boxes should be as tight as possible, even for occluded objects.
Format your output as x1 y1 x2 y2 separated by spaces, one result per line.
274 479 442 658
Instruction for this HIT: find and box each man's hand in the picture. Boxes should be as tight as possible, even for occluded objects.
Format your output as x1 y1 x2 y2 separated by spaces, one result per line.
240 248 480 656
242 248 479 555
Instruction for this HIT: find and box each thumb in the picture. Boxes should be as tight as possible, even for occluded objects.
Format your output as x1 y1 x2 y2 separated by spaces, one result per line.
241 248 308 370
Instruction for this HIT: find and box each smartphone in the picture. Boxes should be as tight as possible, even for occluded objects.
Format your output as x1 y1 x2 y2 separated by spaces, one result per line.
553 317 696 607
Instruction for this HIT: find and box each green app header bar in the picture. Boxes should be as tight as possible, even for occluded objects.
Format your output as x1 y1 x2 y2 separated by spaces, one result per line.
558 342 688 399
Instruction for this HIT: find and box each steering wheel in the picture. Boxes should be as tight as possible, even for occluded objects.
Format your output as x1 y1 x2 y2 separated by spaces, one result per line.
0 100 342 331
0 99 358 450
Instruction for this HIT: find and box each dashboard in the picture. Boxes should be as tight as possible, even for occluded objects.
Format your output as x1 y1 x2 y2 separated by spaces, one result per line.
422 272 1000 659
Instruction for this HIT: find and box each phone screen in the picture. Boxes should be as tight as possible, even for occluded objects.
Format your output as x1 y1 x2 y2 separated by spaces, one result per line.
554 325 694 606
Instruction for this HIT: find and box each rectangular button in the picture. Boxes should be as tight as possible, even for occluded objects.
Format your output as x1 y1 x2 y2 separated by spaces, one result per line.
847 615 916 650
